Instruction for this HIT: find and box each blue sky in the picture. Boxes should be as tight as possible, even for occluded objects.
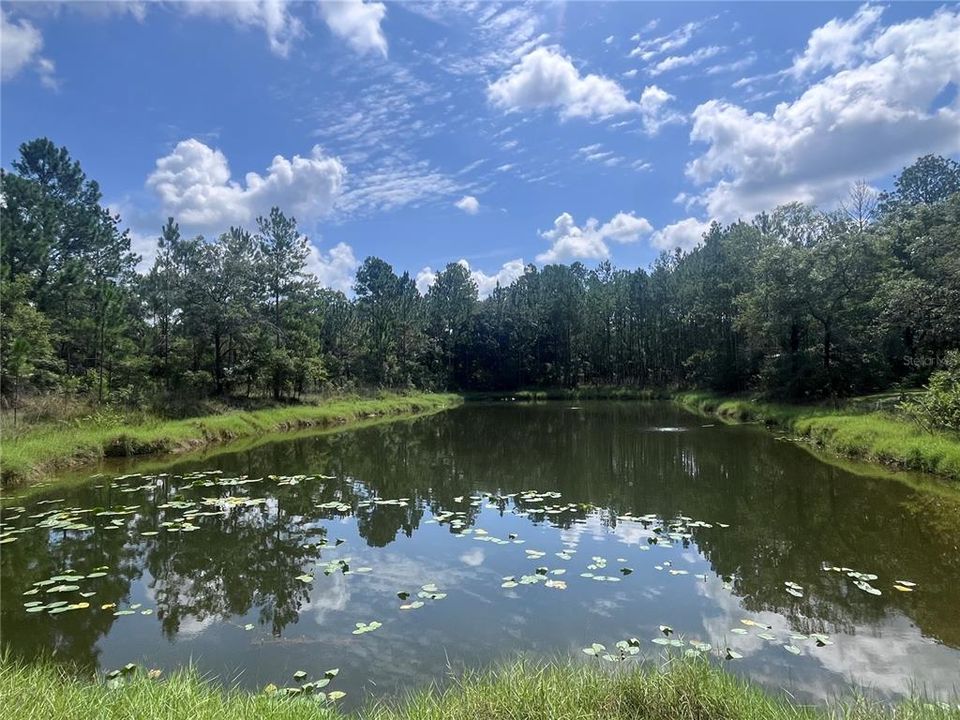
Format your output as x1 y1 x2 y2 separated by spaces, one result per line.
2 1 958 295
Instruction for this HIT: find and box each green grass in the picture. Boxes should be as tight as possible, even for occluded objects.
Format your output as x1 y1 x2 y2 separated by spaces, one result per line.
675 392 960 481
0 657 955 720
0 393 461 487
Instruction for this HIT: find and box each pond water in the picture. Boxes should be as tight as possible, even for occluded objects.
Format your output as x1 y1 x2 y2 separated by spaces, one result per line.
2 401 959 709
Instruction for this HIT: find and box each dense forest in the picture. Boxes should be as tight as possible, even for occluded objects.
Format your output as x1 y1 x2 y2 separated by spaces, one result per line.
1 138 958 414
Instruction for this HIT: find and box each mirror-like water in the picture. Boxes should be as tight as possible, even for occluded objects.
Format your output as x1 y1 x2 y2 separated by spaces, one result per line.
2 402 958 708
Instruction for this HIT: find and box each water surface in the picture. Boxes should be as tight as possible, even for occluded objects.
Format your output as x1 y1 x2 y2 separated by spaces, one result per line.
2 402 958 708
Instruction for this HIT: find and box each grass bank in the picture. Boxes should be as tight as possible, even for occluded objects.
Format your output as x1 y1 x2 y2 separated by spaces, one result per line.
0 657 955 720
0 393 461 487
675 392 960 481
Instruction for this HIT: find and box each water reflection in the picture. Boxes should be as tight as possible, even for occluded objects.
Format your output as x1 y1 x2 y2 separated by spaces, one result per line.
2 402 959 708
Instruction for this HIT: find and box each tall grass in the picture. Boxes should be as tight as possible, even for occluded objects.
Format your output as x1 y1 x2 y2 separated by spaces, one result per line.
0 657 955 720
0 393 461 486
675 392 960 480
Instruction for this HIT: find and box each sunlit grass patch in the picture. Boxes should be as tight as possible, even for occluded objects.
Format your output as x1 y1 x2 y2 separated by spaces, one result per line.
1 657 956 720
675 392 960 480
0 393 461 487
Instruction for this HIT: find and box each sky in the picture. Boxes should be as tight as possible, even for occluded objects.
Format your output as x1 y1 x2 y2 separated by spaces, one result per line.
2 1 958 296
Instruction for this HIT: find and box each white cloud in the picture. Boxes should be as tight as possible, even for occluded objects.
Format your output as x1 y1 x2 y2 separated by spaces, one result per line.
488 46 638 120
147 139 345 231
1 10 55 86
600 212 654 242
705 53 756 76
537 211 653 263
650 45 723 76
469 258 525 297
318 0 388 57
455 195 480 214
416 258 525 298
336 159 463 216
488 46 680 132
622 69 638 79
629 20 705 60
306 240 359 293
686 7 960 221
650 217 710 251
415 267 437 295
788 3 884 78
604 35 614 45
179 0 303 57
638 85 682 134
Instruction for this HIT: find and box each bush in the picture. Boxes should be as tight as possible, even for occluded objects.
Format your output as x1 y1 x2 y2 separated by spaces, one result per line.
901 351 960 432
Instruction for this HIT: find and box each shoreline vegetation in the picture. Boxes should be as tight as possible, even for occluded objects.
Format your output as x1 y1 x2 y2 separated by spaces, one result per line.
4 389 960 489
0 393 460 488
1 657 956 720
675 392 960 481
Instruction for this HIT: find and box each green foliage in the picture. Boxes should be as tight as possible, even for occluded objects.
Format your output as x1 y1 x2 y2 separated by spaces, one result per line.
901 352 960 433
2 141 959 414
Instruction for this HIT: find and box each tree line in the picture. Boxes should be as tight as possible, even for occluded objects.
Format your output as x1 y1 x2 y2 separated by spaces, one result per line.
2 138 958 414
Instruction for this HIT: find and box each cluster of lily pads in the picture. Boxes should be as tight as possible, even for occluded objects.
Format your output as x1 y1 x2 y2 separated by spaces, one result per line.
397 583 448 610
4 468 937 710
501 567 567 590
264 667 346 703
821 563 917 595
103 662 163 689
585 619 836 664
22 567 109 616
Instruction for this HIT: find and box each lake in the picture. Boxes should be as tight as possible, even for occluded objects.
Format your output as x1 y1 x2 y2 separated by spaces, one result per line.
2 401 958 709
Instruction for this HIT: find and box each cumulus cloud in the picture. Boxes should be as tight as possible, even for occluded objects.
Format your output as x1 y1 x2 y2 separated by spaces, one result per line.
537 211 653 263
488 46 680 131
469 258 526 296
1 10 56 86
788 3 884 78
650 217 710 251
415 267 437 295
417 258 526 298
306 240 359 293
686 7 960 221
179 0 304 57
147 139 345 231
488 46 635 119
489 46 637 120
455 195 480 214
318 0 388 57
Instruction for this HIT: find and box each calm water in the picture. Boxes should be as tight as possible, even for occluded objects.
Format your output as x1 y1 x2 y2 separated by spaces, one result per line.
2 402 959 708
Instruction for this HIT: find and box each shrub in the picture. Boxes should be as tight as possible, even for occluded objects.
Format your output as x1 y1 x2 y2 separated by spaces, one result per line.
900 351 960 432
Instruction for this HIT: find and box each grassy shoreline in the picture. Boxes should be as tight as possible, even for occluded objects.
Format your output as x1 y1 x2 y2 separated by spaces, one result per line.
1 657 955 720
675 391 960 481
0 393 461 487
